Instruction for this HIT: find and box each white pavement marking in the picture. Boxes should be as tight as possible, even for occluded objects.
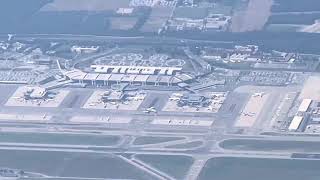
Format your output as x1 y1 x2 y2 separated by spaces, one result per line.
0 113 51 121
152 118 213 127
69 115 131 124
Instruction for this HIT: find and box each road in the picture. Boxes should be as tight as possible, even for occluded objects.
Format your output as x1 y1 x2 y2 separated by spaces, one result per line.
2 34 235 48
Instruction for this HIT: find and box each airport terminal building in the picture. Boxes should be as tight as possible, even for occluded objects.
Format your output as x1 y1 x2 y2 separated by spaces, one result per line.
63 65 194 86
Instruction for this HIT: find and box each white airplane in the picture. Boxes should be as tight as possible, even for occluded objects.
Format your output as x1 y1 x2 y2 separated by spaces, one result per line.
172 93 183 97
211 93 224 98
252 92 265 97
36 101 41 106
109 101 117 105
122 101 129 105
169 97 180 101
8 34 14 41
143 107 157 113
242 112 255 117
134 96 145 101
284 96 291 100
46 99 54 102
207 106 217 111
104 117 110 122
12 96 25 101
88 103 96 106
127 96 144 101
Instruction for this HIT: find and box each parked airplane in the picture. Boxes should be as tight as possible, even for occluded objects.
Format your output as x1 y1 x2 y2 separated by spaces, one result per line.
143 107 157 113
12 96 25 102
242 112 256 117
207 106 217 111
169 97 180 101
252 92 265 97
172 93 183 97
127 96 144 101
8 34 14 41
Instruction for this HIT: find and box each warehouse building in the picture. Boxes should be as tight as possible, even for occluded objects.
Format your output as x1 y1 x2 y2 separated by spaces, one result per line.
298 99 312 113
288 116 304 131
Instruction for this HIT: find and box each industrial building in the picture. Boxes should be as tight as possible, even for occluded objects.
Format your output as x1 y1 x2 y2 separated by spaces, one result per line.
289 99 314 132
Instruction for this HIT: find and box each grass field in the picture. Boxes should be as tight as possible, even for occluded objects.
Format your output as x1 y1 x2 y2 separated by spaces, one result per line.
267 13 320 25
135 154 194 179
272 0 320 12
199 157 320 180
165 141 203 149
220 139 320 152
133 136 185 145
0 150 154 180
0 132 120 146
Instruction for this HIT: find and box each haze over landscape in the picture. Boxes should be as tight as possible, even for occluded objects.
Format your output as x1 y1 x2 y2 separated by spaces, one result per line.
1 0 320 180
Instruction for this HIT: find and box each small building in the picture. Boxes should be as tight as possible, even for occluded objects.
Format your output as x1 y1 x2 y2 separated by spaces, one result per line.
288 116 304 131
298 99 313 113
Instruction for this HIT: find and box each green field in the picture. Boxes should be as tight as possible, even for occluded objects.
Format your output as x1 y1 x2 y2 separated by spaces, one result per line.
199 157 320 180
0 150 155 180
265 24 304 32
220 139 320 152
135 154 194 179
0 132 120 146
166 141 203 149
133 136 185 145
